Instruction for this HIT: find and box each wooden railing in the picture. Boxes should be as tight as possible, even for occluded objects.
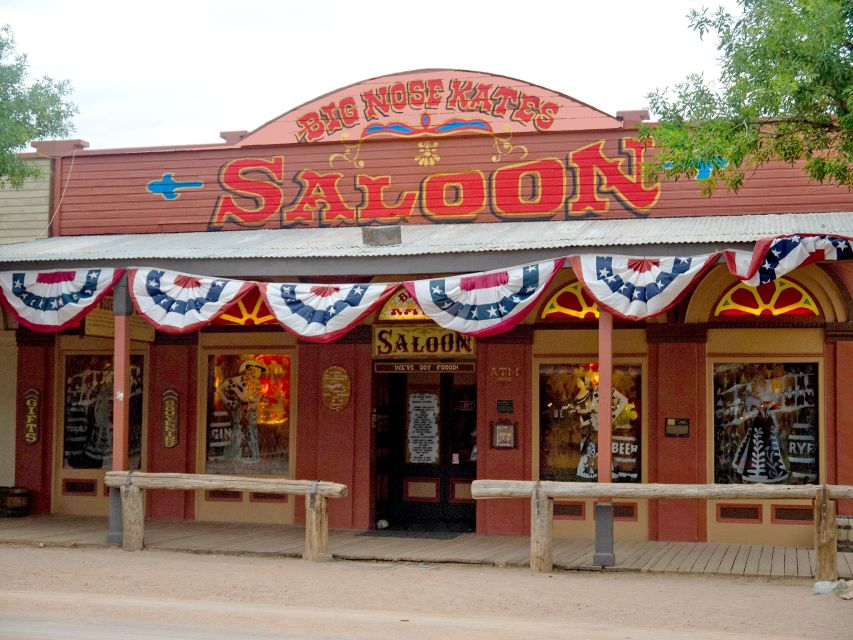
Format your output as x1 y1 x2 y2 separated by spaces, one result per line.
104 472 348 561
471 480 853 580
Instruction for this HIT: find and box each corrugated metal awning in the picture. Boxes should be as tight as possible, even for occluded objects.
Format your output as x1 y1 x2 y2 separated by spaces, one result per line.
0 212 850 277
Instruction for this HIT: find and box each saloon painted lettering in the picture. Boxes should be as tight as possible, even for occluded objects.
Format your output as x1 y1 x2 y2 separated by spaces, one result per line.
209 138 659 229
373 326 476 359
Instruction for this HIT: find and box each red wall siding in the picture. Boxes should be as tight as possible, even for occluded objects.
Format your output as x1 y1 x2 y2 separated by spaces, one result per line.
476 340 532 536
649 341 707 541
295 342 373 530
15 344 54 514
834 341 853 516
53 131 853 237
145 342 198 520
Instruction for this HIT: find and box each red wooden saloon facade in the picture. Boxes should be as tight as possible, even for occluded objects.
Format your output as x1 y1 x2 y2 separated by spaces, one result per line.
2 70 852 546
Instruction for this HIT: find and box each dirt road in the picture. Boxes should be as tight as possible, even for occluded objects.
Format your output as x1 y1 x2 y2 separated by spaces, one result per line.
1 545 850 639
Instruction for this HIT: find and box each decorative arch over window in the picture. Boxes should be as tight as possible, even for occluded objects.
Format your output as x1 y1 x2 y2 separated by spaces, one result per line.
714 278 820 317
215 288 276 325
540 282 599 320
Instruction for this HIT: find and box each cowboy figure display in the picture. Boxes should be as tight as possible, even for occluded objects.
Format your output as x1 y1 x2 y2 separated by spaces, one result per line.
206 354 291 476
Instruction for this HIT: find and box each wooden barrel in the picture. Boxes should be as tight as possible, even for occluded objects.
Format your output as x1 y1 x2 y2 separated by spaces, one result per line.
0 487 32 517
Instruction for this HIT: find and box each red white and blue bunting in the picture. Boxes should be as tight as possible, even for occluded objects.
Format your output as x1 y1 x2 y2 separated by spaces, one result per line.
261 281 397 343
128 268 253 334
570 254 718 320
724 234 853 287
403 258 565 337
2 233 850 337
0 268 124 332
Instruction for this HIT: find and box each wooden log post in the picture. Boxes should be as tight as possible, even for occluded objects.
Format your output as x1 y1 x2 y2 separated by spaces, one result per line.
304 483 331 562
120 484 144 551
813 485 837 582
530 483 553 572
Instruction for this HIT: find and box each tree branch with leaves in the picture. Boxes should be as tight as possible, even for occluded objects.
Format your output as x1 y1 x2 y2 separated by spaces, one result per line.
639 0 853 194
0 24 77 189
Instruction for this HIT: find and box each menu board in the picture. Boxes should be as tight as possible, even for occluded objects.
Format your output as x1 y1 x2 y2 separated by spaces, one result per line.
407 392 440 464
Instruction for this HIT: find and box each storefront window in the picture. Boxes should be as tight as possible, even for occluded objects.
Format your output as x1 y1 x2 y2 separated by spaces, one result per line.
205 354 291 476
713 362 818 484
63 355 144 469
539 363 642 482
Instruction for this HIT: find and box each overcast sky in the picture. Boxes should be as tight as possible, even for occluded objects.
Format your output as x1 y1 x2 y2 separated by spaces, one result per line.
5 0 741 150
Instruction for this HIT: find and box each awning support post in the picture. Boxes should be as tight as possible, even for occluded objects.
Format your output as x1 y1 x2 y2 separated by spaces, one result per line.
107 272 132 545
594 309 615 566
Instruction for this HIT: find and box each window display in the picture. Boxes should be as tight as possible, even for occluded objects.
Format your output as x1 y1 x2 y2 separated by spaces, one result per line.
539 363 642 482
63 355 144 469
714 362 818 484
206 354 291 476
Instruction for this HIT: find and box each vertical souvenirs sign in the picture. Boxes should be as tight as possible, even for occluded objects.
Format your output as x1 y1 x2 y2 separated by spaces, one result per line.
539 363 642 482
62 355 144 469
407 391 440 464
206 354 291 476
713 362 818 484
161 389 179 448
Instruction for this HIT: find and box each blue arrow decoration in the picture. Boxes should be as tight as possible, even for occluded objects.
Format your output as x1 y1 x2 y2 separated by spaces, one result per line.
146 173 205 200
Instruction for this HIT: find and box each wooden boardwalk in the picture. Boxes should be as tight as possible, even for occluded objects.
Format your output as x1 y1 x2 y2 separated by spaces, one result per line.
1 515 851 579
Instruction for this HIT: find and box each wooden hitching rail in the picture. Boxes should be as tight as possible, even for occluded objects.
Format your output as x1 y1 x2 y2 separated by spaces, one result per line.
471 480 853 579
104 471 348 561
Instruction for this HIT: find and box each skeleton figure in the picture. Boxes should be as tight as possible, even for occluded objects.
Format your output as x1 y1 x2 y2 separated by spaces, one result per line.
732 398 789 483
218 359 266 463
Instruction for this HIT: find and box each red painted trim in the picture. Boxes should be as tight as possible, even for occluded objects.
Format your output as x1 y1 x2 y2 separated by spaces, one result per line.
403 477 440 503
248 492 288 504
553 501 586 520
62 478 98 496
771 504 813 525
449 478 474 504
204 489 243 502
593 500 638 522
716 502 763 524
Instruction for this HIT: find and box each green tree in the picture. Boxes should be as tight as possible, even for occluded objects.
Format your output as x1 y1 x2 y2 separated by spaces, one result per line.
0 24 77 189
639 0 853 194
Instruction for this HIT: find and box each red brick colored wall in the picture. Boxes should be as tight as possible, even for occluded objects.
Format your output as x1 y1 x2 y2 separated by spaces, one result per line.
15 344 54 514
648 341 707 541
476 340 532 536
295 341 373 530
145 342 198 520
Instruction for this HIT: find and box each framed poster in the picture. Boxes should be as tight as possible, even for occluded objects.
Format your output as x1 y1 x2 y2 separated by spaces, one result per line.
63 354 144 469
491 419 517 449
206 354 291 476
713 362 818 484
539 363 642 483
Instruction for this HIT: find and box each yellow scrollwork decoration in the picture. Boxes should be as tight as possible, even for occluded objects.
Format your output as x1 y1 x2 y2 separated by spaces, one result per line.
491 126 528 163
328 134 365 168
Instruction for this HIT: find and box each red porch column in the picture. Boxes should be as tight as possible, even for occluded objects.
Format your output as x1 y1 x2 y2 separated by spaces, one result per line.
597 309 613 482
107 273 132 544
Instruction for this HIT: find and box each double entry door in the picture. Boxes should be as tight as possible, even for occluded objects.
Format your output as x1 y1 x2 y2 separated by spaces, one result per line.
374 367 476 532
